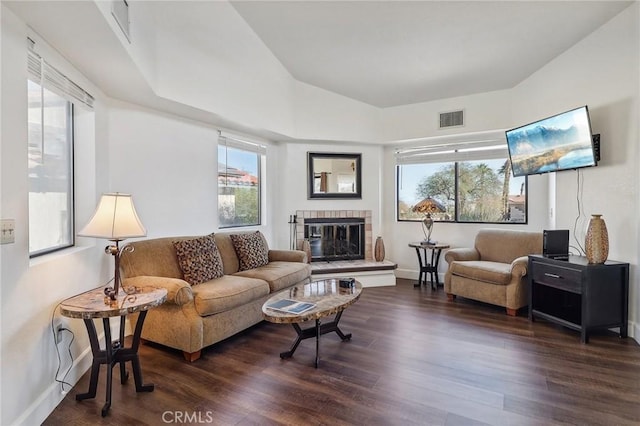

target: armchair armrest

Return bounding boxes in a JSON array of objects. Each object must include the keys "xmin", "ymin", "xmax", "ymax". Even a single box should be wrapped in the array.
[
  {"xmin": 269, "ymin": 249, "xmax": 307, "ymax": 263},
  {"xmin": 122, "ymin": 276, "xmax": 194, "ymax": 306},
  {"xmin": 510, "ymin": 256, "xmax": 530, "ymax": 277},
  {"xmin": 444, "ymin": 248, "xmax": 480, "ymax": 263}
]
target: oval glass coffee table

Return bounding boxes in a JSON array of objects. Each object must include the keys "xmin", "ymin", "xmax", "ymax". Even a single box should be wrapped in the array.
[{"xmin": 262, "ymin": 278, "xmax": 362, "ymax": 368}]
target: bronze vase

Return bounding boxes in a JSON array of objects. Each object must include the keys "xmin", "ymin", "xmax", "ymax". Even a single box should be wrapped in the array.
[
  {"xmin": 374, "ymin": 236, "xmax": 385, "ymax": 262},
  {"xmin": 585, "ymin": 214, "xmax": 609, "ymax": 264}
]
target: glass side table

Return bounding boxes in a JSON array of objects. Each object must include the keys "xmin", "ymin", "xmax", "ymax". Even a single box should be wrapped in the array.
[{"xmin": 59, "ymin": 286, "xmax": 167, "ymax": 417}]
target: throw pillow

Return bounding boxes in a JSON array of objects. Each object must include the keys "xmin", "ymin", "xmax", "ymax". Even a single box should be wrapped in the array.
[
  {"xmin": 230, "ymin": 231, "xmax": 269, "ymax": 271},
  {"xmin": 173, "ymin": 233, "xmax": 224, "ymax": 285}
]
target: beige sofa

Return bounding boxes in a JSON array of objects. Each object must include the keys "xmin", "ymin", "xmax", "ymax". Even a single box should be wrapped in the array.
[
  {"xmin": 120, "ymin": 231, "xmax": 311, "ymax": 361},
  {"xmin": 444, "ymin": 229, "xmax": 543, "ymax": 315}
]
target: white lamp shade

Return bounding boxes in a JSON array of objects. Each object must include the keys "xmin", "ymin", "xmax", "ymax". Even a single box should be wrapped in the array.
[{"xmin": 79, "ymin": 193, "xmax": 146, "ymax": 240}]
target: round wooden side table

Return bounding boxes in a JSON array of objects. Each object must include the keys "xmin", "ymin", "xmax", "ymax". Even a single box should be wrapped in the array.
[{"xmin": 60, "ymin": 286, "xmax": 167, "ymax": 416}]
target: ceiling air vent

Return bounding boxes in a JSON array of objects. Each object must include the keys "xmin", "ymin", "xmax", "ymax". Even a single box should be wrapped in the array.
[
  {"xmin": 439, "ymin": 110, "xmax": 464, "ymax": 129},
  {"xmin": 111, "ymin": 0, "xmax": 131, "ymax": 43}
]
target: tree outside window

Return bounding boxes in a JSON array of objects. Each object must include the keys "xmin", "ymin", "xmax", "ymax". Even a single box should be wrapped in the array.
[
  {"xmin": 218, "ymin": 145, "xmax": 261, "ymax": 227},
  {"xmin": 397, "ymin": 158, "xmax": 527, "ymax": 224}
]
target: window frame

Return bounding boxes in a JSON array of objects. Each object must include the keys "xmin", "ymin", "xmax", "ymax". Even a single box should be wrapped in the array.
[
  {"xmin": 217, "ymin": 142, "xmax": 263, "ymax": 229},
  {"xmin": 27, "ymin": 82, "xmax": 76, "ymax": 257},
  {"xmin": 396, "ymin": 160, "xmax": 528, "ymax": 225},
  {"xmin": 26, "ymin": 47, "xmax": 93, "ymax": 257}
]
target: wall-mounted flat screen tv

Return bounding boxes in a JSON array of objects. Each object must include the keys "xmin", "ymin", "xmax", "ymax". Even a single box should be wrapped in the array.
[{"xmin": 506, "ymin": 106, "xmax": 596, "ymax": 177}]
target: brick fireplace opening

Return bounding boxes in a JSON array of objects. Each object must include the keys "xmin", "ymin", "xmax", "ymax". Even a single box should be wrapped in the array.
[
  {"xmin": 295, "ymin": 209, "xmax": 397, "ymax": 287},
  {"xmin": 304, "ymin": 217, "xmax": 365, "ymax": 261},
  {"xmin": 296, "ymin": 210, "xmax": 372, "ymax": 261}
]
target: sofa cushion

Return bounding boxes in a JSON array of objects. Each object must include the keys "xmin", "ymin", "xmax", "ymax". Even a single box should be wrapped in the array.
[
  {"xmin": 121, "ymin": 237, "xmax": 188, "ymax": 279},
  {"xmin": 173, "ymin": 234, "xmax": 224, "ymax": 285},
  {"xmin": 192, "ymin": 275, "xmax": 270, "ymax": 316},
  {"xmin": 234, "ymin": 261, "xmax": 312, "ymax": 292},
  {"xmin": 449, "ymin": 261, "xmax": 512, "ymax": 285},
  {"xmin": 230, "ymin": 231, "xmax": 269, "ymax": 271},
  {"xmin": 213, "ymin": 233, "xmax": 241, "ymax": 275}
]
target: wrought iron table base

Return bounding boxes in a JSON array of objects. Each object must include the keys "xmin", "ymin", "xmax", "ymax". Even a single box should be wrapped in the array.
[
  {"xmin": 412, "ymin": 246, "xmax": 445, "ymax": 290},
  {"xmin": 76, "ymin": 311, "xmax": 153, "ymax": 416},
  {"xmin": 279, "ymin": 310, "xmax": 351, "ymax": 368}
]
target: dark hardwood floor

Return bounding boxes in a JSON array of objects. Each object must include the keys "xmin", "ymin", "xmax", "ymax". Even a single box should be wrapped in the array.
[{"xmin": 44, "ymin": 279, "xmax": 640, "ymax": 425}]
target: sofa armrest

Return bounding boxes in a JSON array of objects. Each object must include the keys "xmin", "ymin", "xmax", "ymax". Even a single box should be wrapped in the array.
[
  {"xmin": 122, "ymin": 276, "xmax": 194, "ymax": 306},
  {"xmin": 444, "ymin": 248, "xmax": 480, "ymax": 263},
  {"xmin": 269, "ymin": 249, "xmax": 307, "ymax": 263},
  {"xmin": 510, "ymin": 256, "xmax": 530, "ymax": 277}
]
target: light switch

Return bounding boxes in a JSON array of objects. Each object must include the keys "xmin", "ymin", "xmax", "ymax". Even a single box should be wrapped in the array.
[{"xmin": 1, "ymin": 219, "xmax": 15, "ymax": 244}]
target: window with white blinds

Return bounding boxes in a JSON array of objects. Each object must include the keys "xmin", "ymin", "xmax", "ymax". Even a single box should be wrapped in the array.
[
  {"xmin": 395, "ymin": 130, "xmax": 527, "ymax": 225},
  {"xmin": 27, "ymin": 49, "xmax": 82, "ymax": 256},
  {"xmin": 394, "ymin": 130, "xmax": 508, "ymax": 165},
  {"xmin": 27, "ymin": 50, "xmax": 94, "ymax": 109}
]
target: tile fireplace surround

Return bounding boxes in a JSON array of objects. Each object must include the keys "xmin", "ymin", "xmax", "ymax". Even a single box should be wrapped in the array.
[{"xmin": 295, "ymin": 210, "xmax": 373, "ymax": 261}]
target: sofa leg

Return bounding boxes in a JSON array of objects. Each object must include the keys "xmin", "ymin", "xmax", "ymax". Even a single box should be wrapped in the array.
[
  {"xmin": 183, "ymin": 350, "xmax": 201, "ymax": 362},
  {"xmin": 506, "ymin": 308, "xmax": 517, "ymax": 316},
  {"xmin": 446, "ymin": 293, "xmax": 456, "ymax": 301}
]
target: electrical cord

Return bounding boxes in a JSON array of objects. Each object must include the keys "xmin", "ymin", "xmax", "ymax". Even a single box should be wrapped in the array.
[
  {"xmin": 53, "ymin": 276, "xmax": 123, "ymax": 394},
  {"xmin": 51, "ymin": 303, "xmax": 74, "ymax": 393},
  {"xmin": 572, "ymin": 169, "xmax": 586, "ymax": 256}
]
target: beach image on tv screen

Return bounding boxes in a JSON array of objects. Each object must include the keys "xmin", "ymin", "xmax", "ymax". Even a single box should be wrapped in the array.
[{"xmin": 507, "ymin": 108, "xmax": 594, "ymax": 176}]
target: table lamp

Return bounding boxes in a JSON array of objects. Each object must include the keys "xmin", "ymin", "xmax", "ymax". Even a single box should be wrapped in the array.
[
  {"xmin": 79, "ymin": 193, "xmax": 146, "ymax": 299},
  {"xmin": 412, "ymin": 197, "xmax": 446, "ymax": 244}
]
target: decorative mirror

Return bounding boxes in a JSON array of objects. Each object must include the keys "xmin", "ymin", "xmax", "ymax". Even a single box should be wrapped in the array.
[{"xmin": 308, "ymin": 152, "xmax": 362, "ymax": 199}]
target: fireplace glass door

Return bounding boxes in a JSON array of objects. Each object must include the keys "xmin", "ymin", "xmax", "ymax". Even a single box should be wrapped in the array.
[{"xmin": 304, "ymin": 218, "xmax": 365, "ymax": 261}]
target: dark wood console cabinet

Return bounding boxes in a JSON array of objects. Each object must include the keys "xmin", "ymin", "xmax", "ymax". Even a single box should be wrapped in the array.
[{"xmin": 528, "ymin": 254, "xmax": 629, "ymax": 343}]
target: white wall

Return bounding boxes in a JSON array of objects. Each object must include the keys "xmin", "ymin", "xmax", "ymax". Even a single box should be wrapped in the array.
[
  {"xmin": 379, "ymin": 88, "xmax": 513, "ymax": 141},
  {"xmin": 511, "ymin": 3, "xmax": 640, "ymax": 329},
  {"xmin": 107, "ymin": 99, "xmax": 218, "ymax": 237},
  {"xmin": 106, "ymin": 98, "xmax": 284, "ymax": 246},
  {"xmin": 292, "ymin": 81, "xmax": 381, "ymax": 143},
  {"xmin": 151, "ymin": 1, "xmax": 296, "ymax": 138},
  {"xmin": 273, "ymin": 142, "xmax": 384, "ymax": 250},
  {"xmin": 0, "ymin": 5, "xmax": 111, "ymax": 425}
]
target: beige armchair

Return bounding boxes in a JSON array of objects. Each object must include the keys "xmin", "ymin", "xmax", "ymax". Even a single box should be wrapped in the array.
[{"xmin": 444, "ymin": 229, "xmax": 543, "ymax": 315}]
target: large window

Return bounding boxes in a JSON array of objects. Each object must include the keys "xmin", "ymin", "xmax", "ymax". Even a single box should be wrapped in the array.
[
  {"xmin": 396, "ymin": 141, "xmax": 527, "ymax": 224},
  {"xmin": 218, "ymin": 137, "xmax": 263, "ymax": 228},
  {"xmin": 27, "ymin": 79, "xmax": 74, "ymax": 256},
  {"xmin": 27, "ymin": 48, "xmax": 93, "ymax": 256}
]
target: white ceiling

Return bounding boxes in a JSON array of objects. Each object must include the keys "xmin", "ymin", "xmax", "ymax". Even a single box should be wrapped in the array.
[
  {"xmin": 230, "ymin": 1, "xmax": 633, "ymax": 107},
  {"xmin": 4, "ymin": 0, "xmax": 633, "ymax": 114}
]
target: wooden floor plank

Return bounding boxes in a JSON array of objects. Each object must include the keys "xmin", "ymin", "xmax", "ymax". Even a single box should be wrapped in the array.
[{"xmin": 44, "ymin": 279, "xmax": 640, "ymax": 425}]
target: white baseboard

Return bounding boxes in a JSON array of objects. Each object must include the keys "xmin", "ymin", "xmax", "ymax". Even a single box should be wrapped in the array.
[
  {"xmin": 16, "ymin": 320, "xmax": 131, "ymax": 426},
  {"xmin": 14, "ymin": 344, "xmax": 93, "ymax": 426},
  {"xmin": 395, "ymin": 268, "xmax": 444, "ymax": 284}
]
